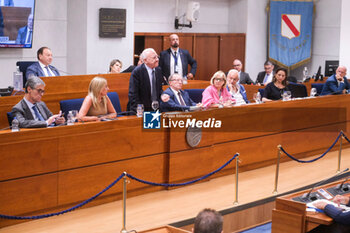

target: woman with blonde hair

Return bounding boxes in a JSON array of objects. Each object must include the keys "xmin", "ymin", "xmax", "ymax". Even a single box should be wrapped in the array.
[
  {"xmin": 201, "ymin": 71, "xmax": 235, "ymax": 108},
  {"xmin": 78, "ymin": 77, "xmax": 116, "ymax": 121}
]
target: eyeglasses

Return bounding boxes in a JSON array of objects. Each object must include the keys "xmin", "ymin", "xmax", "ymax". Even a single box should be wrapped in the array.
[
  {"xmin": 34, "ymin": 88, "xmax": 45, "ymax": 94},
  {"xmin": 233, "ymin": 64, "xmax": 241, "ymax": 67},
  {"xmin": 214, "ymin": 78, "xmax": 224, "ymax": 82},
  {"xmin": 170, "ymin": 79, "xmax": 183, "ymax": 82}
]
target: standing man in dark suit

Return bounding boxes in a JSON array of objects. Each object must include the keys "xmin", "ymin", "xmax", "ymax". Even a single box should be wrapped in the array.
[
  {"xmin": 232, "ymin": 59, "xmax": 253, "ymax": 84},
  {"xmin": 256, "ymin": 60, "xmax": 274, "ymax": 85},
  {"xmin": 26, "ymin": 47, "xmax": 60, "ymax": 79},
  {"xmin": 159, "ymin": 34, "xmax": 197, "ymax": 80},
  {"xmin": 127, "ymin": 48, "xmax": 164, "ymax": 113},
  {"xmin": 16, "ymin": 14, "xmax": 33, "ymax": 44},
  {"xmin": 12, "ymin": 76, "xmax": 65, "ymax": 128},
  {"xmin": 160, "ymin": 73, "xmax": 198, "ymax": 112}
]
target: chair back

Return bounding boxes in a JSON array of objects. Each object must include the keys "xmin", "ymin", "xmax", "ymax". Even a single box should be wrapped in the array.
[
  {"xmin": 7, "ymin": 112, "xmax": 14, "ymax": 126},
  {"xmin": 311, "ymin": 83, "xmax": 324, "ymax": 96},
  {"xmin": 184, "ymin": 89, "xmax": 204, "ymax": 103},
  {"xmin": 288, "ymin": 82, "xmax": 307, "ymax": 98},
  {"xmin": 16, "ymin": 61, "xmax": 36, "ymax": 88},
  {"xmin": 258, "ymin": 88, "xmax": 264, "ymax": 100},
  {"xmin": 59, "ymin": 98, "xmax": 84, "ymax": 119},
  {"xmin": 107, "ymin": 92, "xmax": 122, "ymax": 112}
]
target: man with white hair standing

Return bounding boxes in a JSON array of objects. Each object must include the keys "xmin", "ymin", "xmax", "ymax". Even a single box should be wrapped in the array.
[{"xmin": 127, "ymin": 48, "xmax": 163, "ymax": 113}]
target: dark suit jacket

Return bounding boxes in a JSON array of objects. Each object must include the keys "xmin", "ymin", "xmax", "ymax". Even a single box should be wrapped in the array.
[
  {"xmin": 127, "ymin": 64, "xmax": 163, "ymax": 113},
  {"xmin": 160, "ymin": 88, "xmax": 196, "ymax": 112},
  {"xmin": 26, "ymin": 62, "xmax": 60, "ymax": 79},
  {"xmin": 239, "ymin": 72, "xmax": 254, "ymax": 84},
  {"xmin": 324, "ymin": 202, "xmax": 350, "ymax": 225},
  {"xmin": 159, "ymin": 48, "xmax": 197, "ymax": 80},
  {"xmin": 320, "ymin": 74, "xmax": 350, "ymax": 96},
  {"xmin": 0, "ymin": 8, "xmax": 3, "ymax": 36},
  {"xmin": 16, "ymin": 26, "xmax": 31, "ymax": 44},
  {"xmin": 256, "ymin": 71, "xmax": 266, "ymax": 85},
  {"xmin": 12, "ymin": 99, "xmax": 53, "ymax": 128}
]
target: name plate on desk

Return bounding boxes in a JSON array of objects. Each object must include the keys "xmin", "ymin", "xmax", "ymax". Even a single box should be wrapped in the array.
[{"xmin": 99, "ymin": 8, "xmax": 126, "ymax": 38}]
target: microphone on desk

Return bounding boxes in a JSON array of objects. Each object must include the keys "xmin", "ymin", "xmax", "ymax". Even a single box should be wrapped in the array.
[
  {"xmin": 301, "ymin": 168, "xmax": 349, "ymax": 201},
  {"xmin": 336, "ymin": 176, "xmax": 350, "ymax": 191}
]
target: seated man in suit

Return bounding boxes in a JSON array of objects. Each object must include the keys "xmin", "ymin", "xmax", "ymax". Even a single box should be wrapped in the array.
[
  {"xmin": 12, "ymin": 76, "xmax": 65, "ymax": 128},
  {"xmin": 127, "ymin": 48, "xmax": 164, "ymax": 113},
  {"xmin": 160, "ymin": 73, "xmax": 198, "ymax": 112},
  {"xmin": 193, "ymin": 208, "xmax": 223, "ymax": 233},
  {"xmin": 256, "ymin": 60, "xmax": 274, "ymax": 85},
  {"xmin": 232, "ymin": 59, "xmax": 254, "ymax": 84},
  {"xmin": 159, "ymin": 34, "xmax": 197, "ymax": 81},
  {"xmin": 16, "ymin": 14, "xmax": 33, "ymax": 44},
  {"xmin": 320, "ymin": 66, "xmax": 350, "ymax": 95},
  {"xmin": 26, "ymin": 46, "xmax": 60, "ymax": 79}
]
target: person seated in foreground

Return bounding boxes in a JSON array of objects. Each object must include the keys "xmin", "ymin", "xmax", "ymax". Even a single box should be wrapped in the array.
[
  {"xmin": 320, "ymin": 66, "xmax": 350, "ymax": 96},
  {"xmin": 262, "ymin": 67, "xmax": 290, "ymax": 102},
  {"xmin": 193, "ymin": 208, "xmax": 223, "ymax": 233},
  {"xmin": 226, "ymin": 69, "xmax": 249, "ymax": 105},
  {"xmin": 78, "ymin": 77, "xmax": 116, "ymax": 122},
  {"xmin": 201, "ymin": 71, "xmax": 235, "ymax": 108},
  {"xmin": 109, "ymin": 59, "xmax": 122, "ymax": 73},
  {"xmin": 12, "ymin": 76, "xmax": 65, "ymax": 128},
  {"xmin": 160, "ymin": 73, "xmax": 199, "ymax": 112},
  {"xmin": 310, "ymin": 195, "xmax": 350, "ymax": 232}
]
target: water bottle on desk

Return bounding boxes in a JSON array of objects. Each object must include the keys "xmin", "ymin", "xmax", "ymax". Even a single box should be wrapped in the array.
[
  {"xmin": 13, "ymin": 66, "xmax": 23, "ymax": 91},
  {"xmin": 182, "ymin": 76, "xmax": 188, "ymax": 85},
  {"xmin": 303, "ymin": 67, "xmax": 308, "ymax": 82},
  {"xmin": 11, "ymin": 117, "xmax": 19, "ymax": 132}
]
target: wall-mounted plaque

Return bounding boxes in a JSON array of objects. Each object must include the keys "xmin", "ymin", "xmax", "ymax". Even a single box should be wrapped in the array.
[{"xmin": 99, "ymin": 8, "xmax": 126, "ymax": 38}]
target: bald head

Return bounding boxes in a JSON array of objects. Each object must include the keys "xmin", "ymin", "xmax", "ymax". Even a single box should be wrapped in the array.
[
  {"xmin": 233, "ymin": 59, "xmax": 243, "ymax": 72},
  {"xmin": 169, "ymin": 34, "xmax": 180, "ymax": 49}
]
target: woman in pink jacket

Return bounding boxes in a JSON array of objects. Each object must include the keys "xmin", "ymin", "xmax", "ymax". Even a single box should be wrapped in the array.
[{"xmin": 202, "ymin": 71, "xmax": 235, "ymax": 108}]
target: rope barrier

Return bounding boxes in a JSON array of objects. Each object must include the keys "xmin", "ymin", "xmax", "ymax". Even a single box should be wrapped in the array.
[
  {"xmin": 0, "ymin": 154, "xmax": 238, "ymax": 220},
  {"xmin": 342, "ymin": 131, "xmax": 350, "ymax": 143},
  {"xmin": 0, "ymin": 173, "xmax": 124, "ymax": 220},
  {"xmin": 279, "ymin": 132, "xmax": 343, "ymax": 163},
  {"xmin": 126, "ymin": 153, "xmax": 238, "ymax": 186}
]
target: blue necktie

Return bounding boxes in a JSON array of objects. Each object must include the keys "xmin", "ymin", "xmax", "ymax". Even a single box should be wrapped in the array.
[
  {"xmin": 32, "ymin": 105, "xmax": 45, "ymax": 121},
  {"xmin": 45, "ymin": 66, "xmax": 52, "ymax": 76},
  {"xmin": 263, "ymin": 74, "xmax": 268, "ymax": 84}
]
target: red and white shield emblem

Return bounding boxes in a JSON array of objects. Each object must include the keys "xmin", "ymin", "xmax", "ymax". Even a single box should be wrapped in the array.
[{"xmin": 281, "ymin": 14, "xmax": 301, "ymax": 39}]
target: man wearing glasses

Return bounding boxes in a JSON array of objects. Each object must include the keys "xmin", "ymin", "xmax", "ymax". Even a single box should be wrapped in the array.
[
  {"xmin": 12, "ymin": 76, "xmax": 65, "ymax": 128},
  {"xmin": 232, "ymin": 59, "xmax": 253, "ymax": 85},
  {"xmin": 160, "ymin": 73, "xmax": 198, "ymax": 112}
]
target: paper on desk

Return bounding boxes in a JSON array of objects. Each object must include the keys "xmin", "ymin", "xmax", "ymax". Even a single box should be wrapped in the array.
[{"xmin": 307, "ymin": 199, "xmax": 350, "ymax": 212}]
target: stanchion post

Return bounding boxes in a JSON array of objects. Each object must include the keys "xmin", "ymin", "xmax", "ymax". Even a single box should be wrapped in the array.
[
  {"xmin": 273, "ymin": 145, "xmax": 282, "ymax": 194},
  {"xmin": 121, "ymin": 172, "xmax": 128, "ymax": 233},
  {"xmin": 233, "ymin": 153, "xmax": 240, "ymax": 205},
  {"xmin": 337, "ymin": 131, "xmax": 344, "ymax": 173}
]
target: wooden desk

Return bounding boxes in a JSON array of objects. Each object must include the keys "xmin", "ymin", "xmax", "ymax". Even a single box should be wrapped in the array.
[
  {"xmin": 1, "ymin": 95, "xmax": 350, "ymax": 227},
  {"xmin": 272, "ymin": 180, "xmax": 349, "ymax": 233},
  {"xmin": 0, "ymin": 73, "xmax": 208, "ymax": 129}
]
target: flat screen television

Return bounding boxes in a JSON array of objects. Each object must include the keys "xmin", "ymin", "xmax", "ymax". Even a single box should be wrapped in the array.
[
  {"xmin": 0, "ymin": 0, "xmax": 36, "ymax": 48},
  {"xmin": 325, "ymin": 60, "xmax": 339, "ymax": 77}
]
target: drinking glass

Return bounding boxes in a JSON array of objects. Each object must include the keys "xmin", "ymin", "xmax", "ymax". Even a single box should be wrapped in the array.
[
  {"xmin": 151, "ymin": 101, "xmax": 159, "ymax": 111},
  {"xmin": 136, "ymin": 104, "xmax": 144, "ymax": 117},
  {"xmin": 310, "ymin": 88, "xmax": 317, "ymax": 97},
  {"xmin": 282, "ymin": 91, "xmax": 291, "ymax": 101},
  {"xmin": 70, "ymin": 110, "xmax": 78, "ymax": 122}
]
